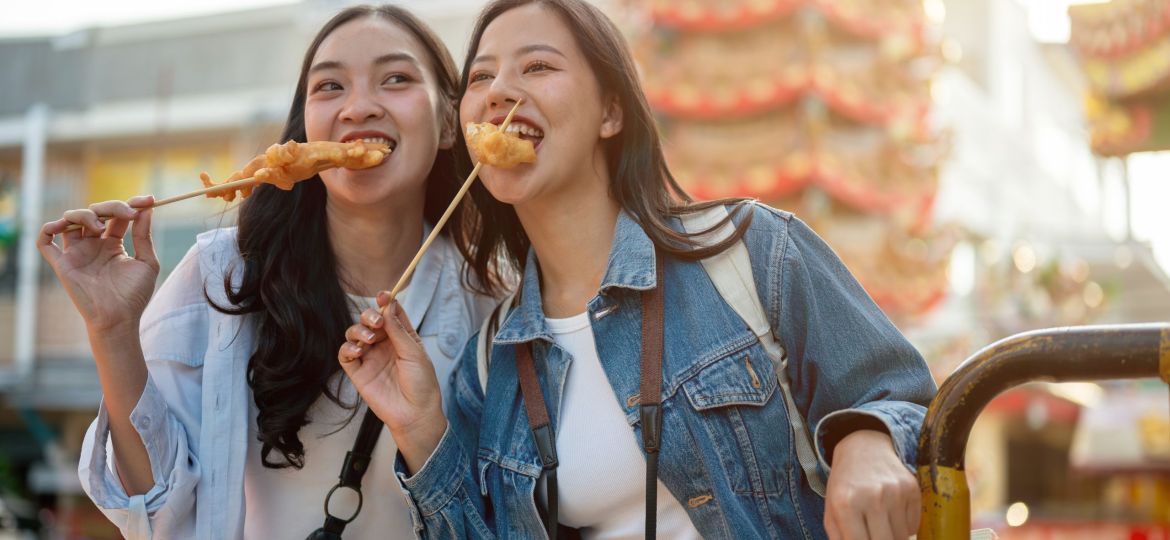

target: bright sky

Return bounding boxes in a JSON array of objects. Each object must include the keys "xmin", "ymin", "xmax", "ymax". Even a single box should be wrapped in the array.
[{"xmin": 0, "ymin": 0, "xmax": 299, "ymax": 36}]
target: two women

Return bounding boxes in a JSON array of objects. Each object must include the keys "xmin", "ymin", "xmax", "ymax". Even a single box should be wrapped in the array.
[
  {"xmin": 39, "ymin": 6, "xmax": 499, "ymax": 538},
  {"xmin": 46, "ymin": 1, "xmax": 935, "ymax": 539},
  {"xmin": 342, "ymin": 1, "xmax": 937, "ymax": 539}
]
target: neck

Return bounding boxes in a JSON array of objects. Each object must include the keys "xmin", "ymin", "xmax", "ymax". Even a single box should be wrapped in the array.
[
  {"xmin": 327, "ymin": 194, "xmax": 424, "ymax": 298},
  {"xmin": 515, "ymin": 154, "xmax": 619, "ymax": 318}
]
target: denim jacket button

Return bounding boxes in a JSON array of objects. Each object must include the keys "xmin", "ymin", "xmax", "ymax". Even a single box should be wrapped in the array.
[{"xmin": 592, "ymin": 302, "xmax": 618, "ymax": 320}]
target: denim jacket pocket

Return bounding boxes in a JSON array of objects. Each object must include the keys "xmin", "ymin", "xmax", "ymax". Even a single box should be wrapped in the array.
[
  {"xmin": 676, "ymin": 346, "xmax": 791, "ymax": 497},
  {"xmin": 682, "ymin": 347, "xmax": 777, "ymax": 410}
]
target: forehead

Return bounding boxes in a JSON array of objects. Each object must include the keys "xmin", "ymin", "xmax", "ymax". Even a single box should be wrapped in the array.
[
  {"xmin": 314, "ymin": 16, "xmax": 427, "ymax": 66},
  {"xmin": 478, "ymin": 4, "xmax": 579, "ymax": 57}
]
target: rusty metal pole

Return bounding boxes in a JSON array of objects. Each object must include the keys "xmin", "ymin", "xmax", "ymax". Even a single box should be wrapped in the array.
[{"xmin": 916, "ymin": 324, "xmax": 1170, "ymax": 540}]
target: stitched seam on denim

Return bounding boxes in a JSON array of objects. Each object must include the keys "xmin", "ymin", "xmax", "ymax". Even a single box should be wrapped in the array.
[
  {"xmin": 663, "ymin": 331, "xmax": 758, "ymax": 400},
  {"xmin": 476, "ymin": 448, "xmax": 541, "ymax": 478}
]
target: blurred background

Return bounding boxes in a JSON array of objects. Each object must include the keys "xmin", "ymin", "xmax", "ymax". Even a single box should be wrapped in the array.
[{"xmin": 0, "ymin": 0, "xmax": 1168, "ymax": 537}]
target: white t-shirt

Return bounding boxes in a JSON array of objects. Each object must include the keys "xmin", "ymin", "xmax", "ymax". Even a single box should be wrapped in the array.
[
  {"xmin": 242, "ymin": 294, "xmax": 408, "ymax": 539},
  {"xmin": 544, "ymin": 313, "xmax": 702, "ymax": 540}
]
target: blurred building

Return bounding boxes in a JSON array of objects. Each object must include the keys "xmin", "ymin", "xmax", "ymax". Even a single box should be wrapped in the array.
[
  {"xmin": 0, "ymin": 1, "xmax": 482, "ymax": 536},
  {"xmin": 617, "ymin": 0, "xmax": 1170, "ymax": 537}
]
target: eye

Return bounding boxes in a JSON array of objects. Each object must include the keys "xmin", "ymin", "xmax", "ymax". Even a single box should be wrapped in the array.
[
  {"xmin": 468, "ymin": 71, "xmax": 493, "ymax": 84},
  {"xmin": 524, "ymin": 60, "xmax": 554, "ymax": 74},
  {"xmin": 383, "ymin": 73, "xmax": 413, "ymax": 85},
  {"xmin": 313, "ymin": 81, "xmax": 342, "ymax": 93}
]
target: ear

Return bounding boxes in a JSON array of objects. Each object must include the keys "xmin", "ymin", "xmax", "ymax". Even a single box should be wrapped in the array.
[
  {"xmin": 599, "ymin": 94, "xmax": 623, "ymax": 140},
  {"xmin": 438, "ymin": 100, "xmax": 458, "ymax": 150}
]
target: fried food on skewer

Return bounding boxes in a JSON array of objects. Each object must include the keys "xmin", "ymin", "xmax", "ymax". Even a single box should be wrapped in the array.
[
  {"xmin": 465, "ymin": 122, "xmax": 536, "ymax": 168},
  {"xmin": 200, "ymin": 140, "xmax": 390, "ymax": 202}
]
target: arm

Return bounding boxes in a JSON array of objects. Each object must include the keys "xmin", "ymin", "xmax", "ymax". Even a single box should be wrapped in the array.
[
  {"xmin": 753, "ymin": 208, "xmax": 936, "ymax": 539},
  {"xmin": 62, "ymin": 222, "xmax": 209, "ymax": 538},
  {"xmin": 340, "ymin": 300, "xmax": 496, "ymax": 539}
]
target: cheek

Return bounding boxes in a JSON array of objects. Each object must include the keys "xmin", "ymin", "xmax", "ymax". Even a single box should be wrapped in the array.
[{"xmin": 303, "ymin": 101, "xmax": 332, "ymax": 142}]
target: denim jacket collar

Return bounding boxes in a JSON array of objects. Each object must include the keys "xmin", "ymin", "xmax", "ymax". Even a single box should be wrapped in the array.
[{"xmin": 493, "ymin": 210, "xmax": 658, "ymax": 345}]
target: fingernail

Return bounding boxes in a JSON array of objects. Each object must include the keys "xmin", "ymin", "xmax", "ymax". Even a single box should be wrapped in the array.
[
  {"xmin": 362, "ymin": 331, "xmax": 374, "ymax": 342},
  {"xmin": 371, "ymin": 314, "xmax": 382, "ymax": 325}
]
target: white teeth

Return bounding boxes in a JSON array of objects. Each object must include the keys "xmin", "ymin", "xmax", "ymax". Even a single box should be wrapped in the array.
[
  {"xmin": 503, "ymin": 123, "xmax": 544, "ymax": 138},
  {"xmin": 358, "ymin": 137, "xmax": 391, "ymax": 146}
]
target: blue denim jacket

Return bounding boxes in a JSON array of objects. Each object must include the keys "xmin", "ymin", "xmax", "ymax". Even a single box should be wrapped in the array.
[{"xmin": 394, "ymin": 203, "xmax": 937, "ymax": 539}]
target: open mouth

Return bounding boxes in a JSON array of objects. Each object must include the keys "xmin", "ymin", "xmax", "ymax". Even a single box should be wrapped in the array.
[
  {"xmin": 492, "ymin": 117, "xmax": 544, "ymax": 150},
  {"xmin": 340, "ymin": 132, "xmax": 399, "ymax": 152}
]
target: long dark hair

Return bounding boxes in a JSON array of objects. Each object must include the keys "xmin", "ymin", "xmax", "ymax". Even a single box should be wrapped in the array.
[
  {"xmin": 456, "ymin": 0, "xmax": 753, "ymax": 283},
  {"xmin": 211, "ymin": 5, "xmax": 467, "ymax": 469}
]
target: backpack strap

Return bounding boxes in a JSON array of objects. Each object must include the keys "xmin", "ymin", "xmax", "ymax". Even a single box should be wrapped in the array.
[
  {"xmin": 477, "ymin": 292, "xmax": 516, "ymax": 394},
  {"xmin": 679, "ymin": 204, "xmax": 827, "ymax": 497}
]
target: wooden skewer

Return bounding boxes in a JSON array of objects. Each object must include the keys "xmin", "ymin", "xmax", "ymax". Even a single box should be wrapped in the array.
[
  {"xmin": 62, "ymin": 176, "xmax": 258, "ymax": 233},
  {"xmin": 381, "ymin": 99, "xmax": 525, "ymax": 314}
]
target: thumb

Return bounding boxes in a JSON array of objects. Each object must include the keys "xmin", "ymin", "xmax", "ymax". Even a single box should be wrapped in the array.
[
  {"xmin": 129, "ymin": 196, "xmax": 159, "ymax": 270},
  {"xmin": 384, "ymin": 300, "xmax": 425, "ymax": 357}
]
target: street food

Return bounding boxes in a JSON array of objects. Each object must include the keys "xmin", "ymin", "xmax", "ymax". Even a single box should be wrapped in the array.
[
  {"xmin": 464, "ymin": 122, "xmax": 536, "ymax": 168},
  {"xmin": 200, "ymin": 140, "xmax": 390, "ymax": 201}
]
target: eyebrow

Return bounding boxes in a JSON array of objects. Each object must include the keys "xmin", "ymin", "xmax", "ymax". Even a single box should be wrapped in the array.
[
  {"xmin": 471, "ymin": 43, "xmax": 568, "ymax": 66},
  {"xmin": 309, "ymin": 53, "xmax": 422, "ymax": 74}
]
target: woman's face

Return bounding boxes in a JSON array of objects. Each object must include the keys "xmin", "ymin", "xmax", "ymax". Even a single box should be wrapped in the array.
[
  {"xmin": 305, "ymin": 17, "xmax": 453, "ymax": 208},
  {"xmin": 460, "ymin": 4, "xmax": 622, "ymax": 206}
]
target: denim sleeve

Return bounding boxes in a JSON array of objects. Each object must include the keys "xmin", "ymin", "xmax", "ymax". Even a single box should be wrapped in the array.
[
  {"xmin": 767, "ymin": 214, "xmax": 937, "ymax": 474},
  {"xmin": 393, "ymin": 333, "xmax": 497, "ymax": 539}
]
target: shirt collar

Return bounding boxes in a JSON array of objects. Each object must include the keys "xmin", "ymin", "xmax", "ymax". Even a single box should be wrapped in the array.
[
  {"xmin": 493, "ymin": 211, "xmax": 658, "ymax": 345},
  {"xmin": 381, "ymin": 222, "xmax": 442, "ymax": 329}
]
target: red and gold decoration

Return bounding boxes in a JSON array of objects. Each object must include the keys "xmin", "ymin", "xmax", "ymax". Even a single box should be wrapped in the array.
[
  {"xmin": 624, "ymin": 0, "xmax": 950, "ymax": 321},
  {"xmin": 1070, "ymin": 0, "xmax": 1170, "ymax": 156}
]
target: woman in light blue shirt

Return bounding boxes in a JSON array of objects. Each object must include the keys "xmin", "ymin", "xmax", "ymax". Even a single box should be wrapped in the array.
[{"xmin": 36, "ymin": 6, "xmax": 501, "ymax": 539}]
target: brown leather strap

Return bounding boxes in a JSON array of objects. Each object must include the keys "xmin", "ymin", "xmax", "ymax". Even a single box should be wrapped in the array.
[
  {"xmin": 639, "ymin": 253, "xmax": 665, "ymax": 539},
  {"xmin": 517, "ymin": 252, "xmax": 665, "ymax": 540}
]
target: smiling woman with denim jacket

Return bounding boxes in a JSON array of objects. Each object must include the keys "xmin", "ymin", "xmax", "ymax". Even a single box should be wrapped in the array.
[{"xmin": 339, "ymin": 1, "xmax": 937, "ymax": 538}]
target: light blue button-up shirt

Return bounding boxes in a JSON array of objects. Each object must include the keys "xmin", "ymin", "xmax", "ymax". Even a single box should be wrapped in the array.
[{"xmin": 78, "ymin": 226, "xmax": 497, "ymax": 539}]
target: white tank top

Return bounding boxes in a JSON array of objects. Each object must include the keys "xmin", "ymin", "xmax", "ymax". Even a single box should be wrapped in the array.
[{"xmin": 542, "ymin": 312, "xmax": 702, "ymax": 539}]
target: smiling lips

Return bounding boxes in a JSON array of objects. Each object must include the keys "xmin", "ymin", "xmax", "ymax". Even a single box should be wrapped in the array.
[{"xmin": 465, "ymin": 122, "xmax": 537, "ymax": 167}]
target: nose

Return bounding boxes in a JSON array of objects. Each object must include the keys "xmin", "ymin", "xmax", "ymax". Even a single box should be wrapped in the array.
[
  {"xmin": 339, "ymin": 84, "xmax": 384, "ymax": 123},
  {"xmin": 484, "ymin": 70, "xmax": 523, "ymax": 116}
]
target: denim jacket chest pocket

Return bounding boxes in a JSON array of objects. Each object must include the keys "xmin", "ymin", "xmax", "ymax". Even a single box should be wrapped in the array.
[{"xmin": 668, "ymin": 341, "xmax": 793, "ymax": 498}]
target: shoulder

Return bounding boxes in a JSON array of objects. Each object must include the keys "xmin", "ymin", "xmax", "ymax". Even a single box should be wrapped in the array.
[
  {"xmin": 141, "ymin": 227, "xmax": 240, "ymax": 334},
  {"xmin": 432, "ymin": 233, "xmax": 509, "ymax": 321}
]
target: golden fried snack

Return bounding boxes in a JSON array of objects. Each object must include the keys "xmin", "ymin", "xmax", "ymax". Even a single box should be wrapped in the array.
[
  {"xmin": 465, "ymin": 122, "xmax": 536, "ymax": 168},
  {"xmin": 200, "ymin": 140, "xmax": 389, "ymax": 202}
]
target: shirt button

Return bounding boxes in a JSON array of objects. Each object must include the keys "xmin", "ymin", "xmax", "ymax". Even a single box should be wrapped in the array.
[
  {"xmin": 444, "ymin": 334, "xmax": 459, "ymax": 349},
  {"xmin": 139, "ymin": 416, "xmax": 152, "ymax": 430}
]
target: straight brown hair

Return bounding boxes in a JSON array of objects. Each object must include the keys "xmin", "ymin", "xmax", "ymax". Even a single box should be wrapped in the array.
[{"xmin": 455, "ymin": 0, "xmax": 754, "ymax": 292}]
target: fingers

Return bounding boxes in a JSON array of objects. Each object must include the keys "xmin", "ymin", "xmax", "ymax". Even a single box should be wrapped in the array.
[
  {"xmin": 130, "ymin": 199, "xmax": 159, "ymax": 270},
  {"xmin": 338, "ymin": 340, "xmax": 366, "ymax": 366},
  {"xmin": 391, "ymin": 301, "xmax": 423, "ymax": 345},
  {"xmin": 360, "ymin": 307, "xmax": 385, "ymax": 330},
  {"xmin": 905, "ymin": 489, "xmax": 921, "ymax": 539},
  {"xmin": 383, "ymin": 300, "xmax": 425, "ymax": 354},
  {"xmin": 37, "ymin": 218, "xmax": 67, "ymax": 265},
  {"xmin": 376, "ymin": 290, "xmax": 393, "ymax": 310},
  {"xmin": 826, "ymin": 493, "xmax": 869, "ymax": 540},
  {"xmin": 863, "ymin": 508, "xmax": 896, "ymax": 540},
  {"xmin": 345, "ymin": 317, "xmax": 386, "ymax": 345},
  {"xmin": 825, "ymin": 508, "xmax": 842, "ymax": 540},
  {"xmin": 62, "ymin": 208, "xmax": 106, "ymax": 237}
]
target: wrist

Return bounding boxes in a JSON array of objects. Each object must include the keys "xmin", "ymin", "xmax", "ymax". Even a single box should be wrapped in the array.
[
  {"xmin": 394, "ymin": 410, "xmax": 448, "ymax": 476},
  {"xmin": 831, "ymin": 428, "xmax": 894, "ymax": 466},
  {"xmin": 87, "ymin": 318, "xmax": 142, "ymax": 343}
]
